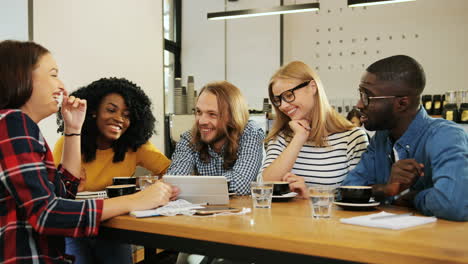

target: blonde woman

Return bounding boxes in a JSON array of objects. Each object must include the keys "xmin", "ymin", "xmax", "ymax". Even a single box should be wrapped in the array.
[{"xmin": 261, "ymin": 61, "xmax": 369, "ymax": 197}]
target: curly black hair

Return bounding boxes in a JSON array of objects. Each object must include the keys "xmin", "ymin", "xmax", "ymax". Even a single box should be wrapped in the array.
[{"xmin": 57, "ymin": 77, "xmax": 156, "ymax": 163}]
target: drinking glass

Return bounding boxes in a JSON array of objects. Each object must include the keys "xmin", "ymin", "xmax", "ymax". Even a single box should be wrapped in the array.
[
  {"xmin": 309, "ymin": 186, "xmax": 335, "ymax": 218},
  {"xmin": 250, "ymin": 182, "xmax": 273, "ymax": 208}
]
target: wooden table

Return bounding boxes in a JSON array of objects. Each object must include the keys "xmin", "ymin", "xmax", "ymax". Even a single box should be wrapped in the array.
[{"xmin": 98, "ymin": 196, "xmax": 468, "ymax": 264}]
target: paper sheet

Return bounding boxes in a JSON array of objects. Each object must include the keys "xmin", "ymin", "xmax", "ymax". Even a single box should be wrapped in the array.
[
  {"xmin": 130, "ymin": 199, "xmax": 205, "ymax": 218},
  {"xmin": 340, "ymin": 211, "xmax": 437, "ymax": 230}
]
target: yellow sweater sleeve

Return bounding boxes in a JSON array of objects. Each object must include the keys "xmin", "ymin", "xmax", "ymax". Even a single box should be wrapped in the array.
[
  {"xmin": 136, "ymin": 141, "xmax": 171, "ymax": 175},
  {"xmin": 52, "ymin": 136, "xmax": 65, "ymax": 167}
]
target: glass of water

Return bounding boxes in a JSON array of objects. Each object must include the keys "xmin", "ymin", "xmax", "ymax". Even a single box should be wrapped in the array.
[
  {"xmin": 309, "ymin": 186, "xmax": 335, "ymax": 218},
  {"xmin": 138, "ymin": 175, "xmax": 158, "ymax": 191},
  {"xmin": 250, "ymin": 182, "xmax": 274, "ymax": 208}
]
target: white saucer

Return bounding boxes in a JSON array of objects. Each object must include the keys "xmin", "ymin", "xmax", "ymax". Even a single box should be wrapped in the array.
[
  {"xmin": 334, "ymin": 201, "xmax": 380, "ymax": 207},
  {"xmin": 333, "ymin": 200, "xmax": 380, "ymax": 211},
  {"xmin": 272, "ymin": 192, "xmax": 298, "ymax": 201},
  {"xmin": 229, "ymin": 192, "xmax": 236, "ymax": 196}
]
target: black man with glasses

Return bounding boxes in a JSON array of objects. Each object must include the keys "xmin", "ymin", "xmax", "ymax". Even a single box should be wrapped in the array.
[
  {"xmin": 260, "ymin": 61, "xmax": 369, "ymax": 198},
  {"xmin": 344, "ymin": 55, "xmax": 468, "ymax": 221}
]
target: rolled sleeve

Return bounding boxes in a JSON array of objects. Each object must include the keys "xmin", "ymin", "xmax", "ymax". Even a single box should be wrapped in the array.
[{"xmin": 414, "ymin": 128, "xmax": 468, "ymax": 221}]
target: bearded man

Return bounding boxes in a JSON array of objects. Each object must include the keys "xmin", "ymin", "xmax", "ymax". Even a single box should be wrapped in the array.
[{"xmin": 167, "ymin": 81, "xmax": 264, "ymax": 195}]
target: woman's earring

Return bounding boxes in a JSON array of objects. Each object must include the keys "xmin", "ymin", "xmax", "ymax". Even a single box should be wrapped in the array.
[{"xmin": 92, "ymin": 114, "xmax": 96, "ymax": 118}]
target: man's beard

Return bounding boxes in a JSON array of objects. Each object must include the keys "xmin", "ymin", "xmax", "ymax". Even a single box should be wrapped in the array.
[
  {"xmin": 363, "ymin": 106, "xmax": 395, "ymax": 131},
  {"xmin": 200, "ymin": 128, "xmax": 226, "ymax": 146}
]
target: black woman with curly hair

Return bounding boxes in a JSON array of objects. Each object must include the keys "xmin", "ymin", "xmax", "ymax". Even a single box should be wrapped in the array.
[{"xmin": 53, "ymin": 77, "xmax": 171, "ymax": 264}]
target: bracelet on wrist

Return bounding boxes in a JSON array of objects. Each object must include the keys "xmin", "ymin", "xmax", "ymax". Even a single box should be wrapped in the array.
[{"xmin": 64, "ymin": 133, "xmax": 81, "ymax": 137}]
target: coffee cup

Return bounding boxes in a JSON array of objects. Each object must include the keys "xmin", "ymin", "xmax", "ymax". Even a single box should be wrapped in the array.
[
  {"xmin": 265, "ymin": 181, "xmax": 291, "ymax": 196},
  {"xmin": 105, "ymin": 184, "xmax": 136, "ymax": 198},
  {"xmin": 338, "ymin": 186, "xmax": 372, "ymax": 203},
  {"xmin": 112, "ymin": 177, "xmax": 136, "ymax": 185}
]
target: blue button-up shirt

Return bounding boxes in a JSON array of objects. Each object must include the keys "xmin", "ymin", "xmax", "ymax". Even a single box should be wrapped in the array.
[
  {"xmin": 167, "ymin": 121, "xmax": 264, "ymax": 195},
  {"xmin": 344, "ymin": 107, "xmax": 468, "ymax": 221}
]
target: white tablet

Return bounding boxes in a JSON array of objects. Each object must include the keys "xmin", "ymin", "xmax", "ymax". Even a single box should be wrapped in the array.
[{"xmin": 163, "ymin": 175, "xmax": 229, "ymax": 205}]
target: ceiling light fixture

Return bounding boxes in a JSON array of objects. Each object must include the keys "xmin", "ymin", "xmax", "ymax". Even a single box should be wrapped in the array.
[
  {"xmin": 207, "ymin": 3, "xmax": 320, "ymax": 21},
  {"xmin": 348, "ymin": 0, "xmax": 416, "ymax": 8}
]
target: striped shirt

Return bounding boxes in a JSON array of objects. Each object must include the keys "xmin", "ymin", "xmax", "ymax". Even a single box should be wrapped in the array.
[
  {"xmin": 167, "ymin": 121, "xmax": 264, "ymax": 195},
  {"xmin": 261, "ymin": 127, "xmax": 369, "ymax": 187},
  {"xmin": 0, "ymin": 109, "xmax": 103, "ymax": 264}
]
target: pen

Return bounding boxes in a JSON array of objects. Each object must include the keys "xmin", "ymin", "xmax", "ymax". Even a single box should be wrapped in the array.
[{"xmin": 370, "ymin": 213, "xmax": 413, "ymax": 220}]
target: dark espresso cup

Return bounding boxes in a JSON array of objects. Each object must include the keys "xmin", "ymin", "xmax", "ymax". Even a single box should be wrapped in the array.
[
  {"xmin": 113, "ymin": 177, "xmax": 136, "ymax": 185},
  {"xmin": 105, "ymin": 184, "xmax": 136, "ymax": 198},
  {"xmin": 339, "ymin": 186, "xmax": 372, "ymax": 203},
  {"xmin": 265, "ymin": 181, "xmax": 291, "ymax": 196}
]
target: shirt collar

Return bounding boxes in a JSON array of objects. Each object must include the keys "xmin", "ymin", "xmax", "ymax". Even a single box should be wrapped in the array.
[
  {"xmin": 207, "ymin": 143, "xmax": 225, "ymax": 157},
  {"xmin": 394, "ymin": 106, "xmax": 429, "ymax": 149}
]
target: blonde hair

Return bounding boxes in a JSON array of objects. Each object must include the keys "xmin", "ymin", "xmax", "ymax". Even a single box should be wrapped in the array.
[
  {"xmin": 191, "ymin": 81, "xmax": 249, "ymax": 169},
  {"xmin": 266, "ymin": 61, "xmax": 353, "ymax": 146}
]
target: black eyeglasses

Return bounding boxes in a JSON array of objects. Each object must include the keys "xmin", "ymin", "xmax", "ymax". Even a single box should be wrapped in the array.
[
  {"xmin": 271, "ymin": 80, "xmax": 311, "ymax": 107},
  {"xmin": 359, "ymin": 90, "xmax": 404, "ymax": 107}
]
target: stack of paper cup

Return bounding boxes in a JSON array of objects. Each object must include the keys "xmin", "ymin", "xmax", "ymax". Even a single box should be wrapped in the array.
[
  {"xmin": 187, "ymin": 75, "xmax": 195, "ymax": 114},
  {"xmin": 174, "ymin": 78, "xmax": 185, "ymax": 114}
]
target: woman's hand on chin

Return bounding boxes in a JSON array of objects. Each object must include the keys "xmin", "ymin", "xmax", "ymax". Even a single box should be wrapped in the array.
[{"xmin": 289, "ymin": 120, "xmax": 311, "ymax": 142}]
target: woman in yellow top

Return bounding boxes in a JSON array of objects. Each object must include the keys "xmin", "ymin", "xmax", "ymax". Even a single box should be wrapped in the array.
[{"xmin": 53, "ymin": 77, "xmax": 170, "ymax": 264}]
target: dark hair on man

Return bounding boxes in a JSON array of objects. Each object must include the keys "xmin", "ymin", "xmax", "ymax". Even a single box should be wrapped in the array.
[
  {"xmin": 0, "ymin": 40, "xmax": 49, "ymax": 109},
  {"xmin": 346, "ymin": 108, "xmax": 362, "ymax": 122},
  {"xmin": 57, "ymin": 77, "xmax": 156, "ymax": 163},
  {"xmin": 366, "ymin": 55, "xmax": 426, "ymax": 95}
]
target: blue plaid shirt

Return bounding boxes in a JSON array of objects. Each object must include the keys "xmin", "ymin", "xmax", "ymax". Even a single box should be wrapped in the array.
[{"xmin": 167, "ymin": 121, "xmax": 264, "ymax": 195}]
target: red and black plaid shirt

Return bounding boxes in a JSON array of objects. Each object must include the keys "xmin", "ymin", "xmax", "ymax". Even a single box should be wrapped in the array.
[{"xmin": 0, "ymin": 109, "xmax": 103, "ymax": 264}]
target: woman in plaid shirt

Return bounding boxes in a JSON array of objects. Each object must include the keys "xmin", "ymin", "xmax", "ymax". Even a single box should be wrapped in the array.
[{"xmin": 0, "ymin": 40, "xmax": 178, "ymax": 263}]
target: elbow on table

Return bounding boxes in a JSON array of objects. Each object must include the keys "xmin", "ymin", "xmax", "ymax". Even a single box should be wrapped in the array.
[{"xmin": 431, "ymin": 205, "xmax": 468, "ymax": 222}]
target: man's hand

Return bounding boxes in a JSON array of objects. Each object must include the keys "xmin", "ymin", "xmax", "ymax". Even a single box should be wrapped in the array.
[
  {"xmin": 393, "ymin": 190, "xmax": 419, "ymax": 208},
  {"xmin": 385, "ymin": 159, "xmax": 424, "ymax": 196}
]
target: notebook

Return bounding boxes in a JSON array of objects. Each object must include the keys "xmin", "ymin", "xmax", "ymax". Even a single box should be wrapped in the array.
[{"xmin": 163, "ymin": 175, "xmax": 229, "ymax": 205}]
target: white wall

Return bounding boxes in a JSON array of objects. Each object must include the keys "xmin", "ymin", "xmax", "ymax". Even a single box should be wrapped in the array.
[
  {"xmin": 182, "ymin": 0, "xmax": 280, "ymax": 110},
  {"xmin": 284, "ymin": 0, "xmax": 468, "ymax": 101},
  {"xmin": 0, "ymin": 0, "xmax": 28, "ymax": 41},
  {"xmin": 33, "ymin": 0, "xmax": 165, "ymax": 152},
  {"xmin": 183, "ymin": 0, "xmax": 468, "ymax": 108}
]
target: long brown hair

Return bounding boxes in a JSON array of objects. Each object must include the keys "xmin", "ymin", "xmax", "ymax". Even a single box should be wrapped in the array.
[
  {"xmin": 0, "ymin": 40, "xmax": 49, "ymax": 109},
  {"xmin": 266, "ymin": 61, "xmax": 353, "ymax": 146},
  {"xmin": 191, "ymin": 81, "xmax": 249, "ymax": 169}
]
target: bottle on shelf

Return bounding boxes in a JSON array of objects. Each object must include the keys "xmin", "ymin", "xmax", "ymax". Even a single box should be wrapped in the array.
[
  {"xmin": 442, "ymin": 103, "xmax": 459, "ymax": 122},
  {"xmin": 422, "ymin": 95, "xmax": 433, "ymax": 115},
  {"xmin": 460, "ymin": 91, "xmax": 468, "ymax": 123},
  {"xmin": 432, "ymin": 94, "xmax": 442, "ymax": 115}
]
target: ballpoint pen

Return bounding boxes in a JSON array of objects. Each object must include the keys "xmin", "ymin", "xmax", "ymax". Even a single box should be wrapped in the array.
[{"xmin": 370, "ymin": 212, "xmax": 413, "ymax": 220}]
